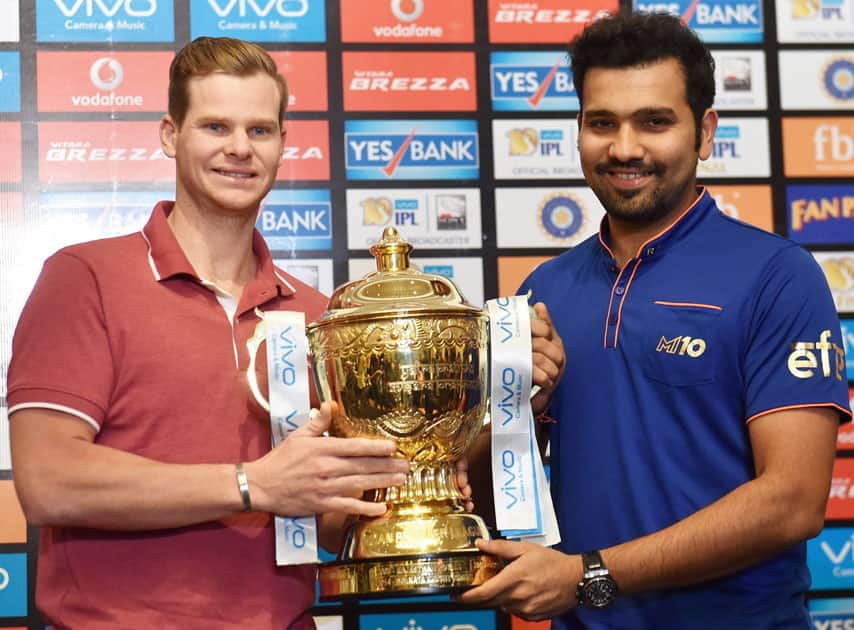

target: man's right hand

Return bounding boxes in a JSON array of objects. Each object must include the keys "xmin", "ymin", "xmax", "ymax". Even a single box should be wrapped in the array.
[{"xmin": 244, "ymin": 401, "xmax": 410, "ymax": 517}]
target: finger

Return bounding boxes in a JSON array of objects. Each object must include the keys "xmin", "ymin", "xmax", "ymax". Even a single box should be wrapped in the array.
[
  {"xmin": 321, "ymin": 472, "xmax": 408, "ymax": 495},
  {"xmin": 533, "ymin": 302, "xmax": 553, "ymax": 326},
  {"xmin": 475, "ymin": 538, "xmax": 531, "ymax": 560},
  {"xmin": 293, "ymin": 407, "xmax": 331, "ymax": 438},
  {"xmin": 317, "ymin": 436, "xmax": 403, "ymax": 458},
  {"xmin": 324, "ymin": 496, "xmax": 391, "ymax": 517}
]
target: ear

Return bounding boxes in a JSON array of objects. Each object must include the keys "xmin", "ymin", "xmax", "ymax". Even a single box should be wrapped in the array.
[
  {"xmin": 278, "ymin": 123, "xmax": 287, "ymax": 166},
  {"xmin": 697, "ymin": 108, "xmax": 718, "ymax": 161},
  {"xmin": 159, "ymin": 115, "xmax": 178, "ymax": 158}
]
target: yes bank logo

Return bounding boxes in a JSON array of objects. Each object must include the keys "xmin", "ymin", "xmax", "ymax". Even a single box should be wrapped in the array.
[
  {"xmin": 345, "ymin": 120, "xmax": 479, "ymax": 181},
  {"xmin": 37, "ymin": 0, "xmax": 174, "ymax": 41},
  {"xmin": 190, "ymin": 0, "xmax": 325, "ymax": 41},
  {"xmin": 634, "ymin": 0, "xmax": 763, "ymax": 42},
  {"xmin": 257, "ymin": 189, "xmax": 332, "ymax": 250},
  {"xmin": 490, "ymin": 51, "xmax": 577, "ymax": 111},
  {"xmin": 788, "ymin": 329, "xmax": 846, "ymax": 380}
]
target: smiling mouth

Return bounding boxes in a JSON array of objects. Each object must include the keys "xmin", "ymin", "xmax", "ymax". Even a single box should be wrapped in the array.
[
  {"xmin": 610, "ymin": 171, "xmax": 654, "ymax": 180},
  {"xmin": 214, "ymin": 169, "xmax": 255, "ymax": 179}
]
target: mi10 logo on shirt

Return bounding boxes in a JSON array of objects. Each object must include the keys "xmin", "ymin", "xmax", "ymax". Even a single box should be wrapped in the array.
[
  {"xmin": 656, "ymin": 335, "xmax": 707, "ymax": 358},
  {"xmin": 787, "ymin": 329, "xmax": 845, "ymax": 380}
]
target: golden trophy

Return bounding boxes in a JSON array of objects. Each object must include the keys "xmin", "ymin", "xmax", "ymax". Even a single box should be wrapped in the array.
[{"xmin": 308, "ymin": 227, "xmax": 501, "ymax": 599}]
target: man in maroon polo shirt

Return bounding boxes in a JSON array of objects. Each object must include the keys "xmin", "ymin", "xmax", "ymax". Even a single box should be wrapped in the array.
[{"xmin": 6, "ymin": 37, "xmax": 410, "ymax": 629}]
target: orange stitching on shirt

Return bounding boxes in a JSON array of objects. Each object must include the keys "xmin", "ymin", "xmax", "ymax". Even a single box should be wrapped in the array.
[{"xmin": 654, "ymin": 300, "xmax": 723, "ymax": 311}]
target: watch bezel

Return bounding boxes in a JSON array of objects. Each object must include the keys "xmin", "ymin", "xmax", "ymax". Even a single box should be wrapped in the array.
[{"xmin": 579, "ymin": 575, "xmax": 618, "ymax": 608}]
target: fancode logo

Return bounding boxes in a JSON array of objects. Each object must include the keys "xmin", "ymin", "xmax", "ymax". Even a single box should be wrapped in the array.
[
  {"xmin": 787, "ymin": 329, "xmax": 845, "ymax": 380},
  {"xmin": 343, "ymin": 52, "xmax": 476, "ymax": 112},
  {"xmin": 634, "ymin": 0, "xmax": 763, "ymax": 43},
  {"xmin": 340, "ymin": 0, "xmax": 474, "ymax": 43},
  {"xmin": 36, "ymin": 0, "xmax": 174, "ymax": 42},
  {"xmin": 788, "ymin": 185, "xmax": 854, "ymax": 243},
  {"xmin": 190, "ymin": 0, "xmax": 325, "ymax": 42},
  {"xmin": 345, "ymin": 120, "xmax": 479, "ymax": 181},
  {"xmin": 489, "ymin": 0, "xmax": 615, "ymax": 43},
  {"xmin": 490, "ymin": 51, "xmax": 576, "ymax": 111}
]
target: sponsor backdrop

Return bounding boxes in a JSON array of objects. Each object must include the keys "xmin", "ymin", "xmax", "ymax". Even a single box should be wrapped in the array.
[{"xmin": 0, "ymin": 0, "xmax": 852, "ymax": 627}]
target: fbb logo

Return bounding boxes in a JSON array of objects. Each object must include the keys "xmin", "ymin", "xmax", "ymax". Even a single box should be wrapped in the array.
[
  {"xmin": 783, "ymin": 118, "xmax": 854, "ymax": 177},
  {"xmin": 38, "ymin": 121, "xmax": 172, "ymax": 183},
  {"xmin": 340, "ymin": 0, "xmax": 474, "ymax": 43},
  {"xmin": 343, "ymin": 52, "xmax": 476, "ymax": 112},
  {"xmin": 269, "ymin": 51, "xmax": 327, "ymax": 112},
  {"xmin": 38, "ymin": 51, "xmax": 170, "ymax": 112},
  {"xmin": 787, "ymin": 184, "xmax": 854, "ymax": 244},
  {"xmin": 489, "ymin": 0, "xmax": 616, "ymax": 43},
  {"xmin": 36, "ymin": 0, "xmax": 174, "ymax": 42},
  {"xmin": 705, "ymin": 185, "xmax": 773, "ymax": 232},
  {"xmin": 490, "ymin": 51, "xmax": 576, "ymax": 111},
  {"xmin": 190, "ymin": 0, "xmax": 326, "ymax": 41},
  {"xmin": 635, "ymin": 0, "xmax": 763, "ymax": 43},
  {"xmin": 0, "ymin": 122, "xmax": 21, "ymax": 183},
  {"xmin": 345, "ymin": 120, "xmax": 479, "ymax": 180},
  {"xmin": 276, "ymin": 120, "xmax": 329, "ymax": 181}
]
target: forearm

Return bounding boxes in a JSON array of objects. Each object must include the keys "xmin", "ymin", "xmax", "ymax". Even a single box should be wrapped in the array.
[
  {"xmin": 604, "ymin": 472, "xmax": 826, "ymax": 594},
  {"xmin": 13, "ymin": 428, "xmax": 243, "ymax": 530}
]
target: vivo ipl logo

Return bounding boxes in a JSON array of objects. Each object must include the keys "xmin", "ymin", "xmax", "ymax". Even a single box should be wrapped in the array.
[
  {"xmin": 500, "ymin": 449, "xmax": 519, "ymax": 510},
  {"xmin": 345, "ymin": 120, "xmax": 479, "ymax": 180},
  {"xmin": 497, "ymin": 367, "xmax": 521, "ymax": 427},
  {"xmin": 494, "ymin": 296, "xmax": 516, "ymax": 343},
  {"xmin": 490, "ymin": 51, "xmax": 577, "ymax": 112},
  {"xmin": 37, "ymin": 0, "xmax": 174, "ymax": 41},
  {"xmin": 809, "ymin": 529, "xmax": 854, "ymax": 588},
  {"xmin": 272, "ymin": 324, "xmax": 299, "ymax": 434},
  {"xmin": 206, "ymin": 0, "xmax": 308, "ymax": 16}
]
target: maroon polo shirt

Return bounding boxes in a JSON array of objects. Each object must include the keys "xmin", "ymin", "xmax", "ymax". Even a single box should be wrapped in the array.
[{"xmin": 8, "ymin": 202, "xmax": 328, "ymax": 629}]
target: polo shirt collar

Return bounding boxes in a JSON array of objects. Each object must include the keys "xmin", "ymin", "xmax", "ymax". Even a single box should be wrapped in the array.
[
  {"xmin": 597, "ymin": 187, "xmax": 715, "ymax": 262},
  {"xmin": 140, "ymin": 201, "xmax": 295, "ymax": 302}
]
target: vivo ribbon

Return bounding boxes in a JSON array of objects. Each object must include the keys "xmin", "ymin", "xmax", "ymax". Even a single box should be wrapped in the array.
[{"xmin": 263, "ymin": 310, "xmax": 319, "ymax": 565}]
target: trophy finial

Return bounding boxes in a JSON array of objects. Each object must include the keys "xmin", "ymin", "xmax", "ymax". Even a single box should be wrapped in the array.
[{"xmin": 370, "ymin": 226, "xmax": 413, "ymax": 272}]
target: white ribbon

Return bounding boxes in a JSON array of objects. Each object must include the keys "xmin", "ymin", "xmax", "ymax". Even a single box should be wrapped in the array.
[
  {"xmin": 263, "ymin": 310, "xmax": 319, "ymax": 565},
  {"xmin": 486, "ymin": 296, "xmax": 560, "ymax": 545}
]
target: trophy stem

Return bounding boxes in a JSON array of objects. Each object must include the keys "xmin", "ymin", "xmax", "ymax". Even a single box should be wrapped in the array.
[{"xmin": 371, "ymin": 461, "xmax": 463, "ymax": 506}]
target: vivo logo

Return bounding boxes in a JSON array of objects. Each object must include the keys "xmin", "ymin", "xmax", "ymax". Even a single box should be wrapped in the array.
[
  {"xmin": 207, "ymin": 0, "xmax": 307, "ymax": 17},
  {"xmin": 53, "ymin": 0, "xmax": 156, "ymax": 17},
  {"xmin": 501, "ymin": 449, "xmax": 518, "ymax": 510},
  {"xmin": 284, "ymin": 517, "xmax": 306, "ymax": 548},
  {"xmin": 276, "ymin": 325, "xmax": 297, "ymax": 387},
  {"xmin": 498, "ymin": 367, "xmax": 518, "ymax": 427},
  {"xmin": 0, "ymin": 567, "xmax": 8, "ymax": 591},
  {"xmin": 495, "ymin": 296, "xmax": 514, "ymax": 343}
]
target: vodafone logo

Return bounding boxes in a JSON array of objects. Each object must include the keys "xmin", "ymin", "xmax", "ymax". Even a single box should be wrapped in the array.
[
  {"xmin": 90, "ymin": 57, "xmax": 123, "ymax": 90},
  {"xmin": 391, "ymin": 0, "xmax": 423, "ymax": 21}
]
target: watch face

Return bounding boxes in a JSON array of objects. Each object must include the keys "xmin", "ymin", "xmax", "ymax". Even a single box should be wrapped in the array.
[{"xmin": 584, "ymin": 577, "xmax": 618, "ymax": 608}]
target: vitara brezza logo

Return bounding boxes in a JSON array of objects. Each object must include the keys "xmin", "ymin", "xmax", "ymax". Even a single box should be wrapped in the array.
[
  {"xmin": 494, "ymin": 8, "xmax": 609, "ymax": 23},
  {"xmin": 45, "ymin": 141, "xmax": 167, "ymax": 162},
  {"xmin": 350, "ymin": 73, "xmax": 470, "ymax": 92}
]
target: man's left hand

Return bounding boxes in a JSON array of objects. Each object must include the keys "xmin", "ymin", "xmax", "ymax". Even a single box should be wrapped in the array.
[{"xmin": 456, "ymin": 538, "xmax": 581, "ymax": 620}]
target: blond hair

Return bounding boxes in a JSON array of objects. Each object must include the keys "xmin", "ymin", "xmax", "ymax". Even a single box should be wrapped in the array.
[{"xmin": 168, "ymin": 36, "xmax": 289, "ymax": 127}]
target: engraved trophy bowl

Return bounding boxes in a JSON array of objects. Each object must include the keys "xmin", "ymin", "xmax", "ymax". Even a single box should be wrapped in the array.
[{"xmin": 308, "ymin": 226, "xmax": 502, "ymax": 600}]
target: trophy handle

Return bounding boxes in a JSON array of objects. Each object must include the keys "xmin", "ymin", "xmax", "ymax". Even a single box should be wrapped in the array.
[{"xmin": 247, "ymin": 307, "xmax": 271, "ymax": 412}]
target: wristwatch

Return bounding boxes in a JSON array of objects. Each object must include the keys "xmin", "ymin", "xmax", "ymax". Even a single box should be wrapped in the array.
[{"xmin": 576, "ymin": 550, "xmax": 618, "ymax": 608}]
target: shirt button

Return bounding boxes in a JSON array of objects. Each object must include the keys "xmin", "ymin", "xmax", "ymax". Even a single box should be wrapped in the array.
[
  {"xmin": 615, "ymin": 286, "xmax": 625, "ymax": 295},
  {"xmin": 646, "ymin": 247, "xmax": 655, "ymax": 256}
]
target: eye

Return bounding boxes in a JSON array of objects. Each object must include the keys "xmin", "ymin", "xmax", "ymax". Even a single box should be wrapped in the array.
[
  {"xmin": 250, "ymin": 126, "xmax": 272, "ymax": 137},
  {"xmin": 206, "ymin": 122, "xmax": 225, "ymax": 133},
  {"xmin": 586, "ymin": 119, "xmax": 614, "ymax": 130},
  {"xmin": 645, "ymin": 116, "xmax": 673, "ymax": 129}
]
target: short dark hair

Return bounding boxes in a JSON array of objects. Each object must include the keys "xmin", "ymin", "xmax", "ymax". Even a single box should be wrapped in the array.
[{"xmin": 569, "ymin": 11, "xmax": 715, "ymax": 145}]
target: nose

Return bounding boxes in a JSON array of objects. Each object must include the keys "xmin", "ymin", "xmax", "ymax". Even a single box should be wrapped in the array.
[
  {"xmin": 225, "ymin": 129, "xmax": 252, "ymax": 159},
  {"xmin": 608, "ymin": 124, "xmax": 645, "ymax": 163}
]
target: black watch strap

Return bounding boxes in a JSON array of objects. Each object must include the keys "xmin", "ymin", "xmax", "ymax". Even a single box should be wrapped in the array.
[
  {"xmin": 582, "ymin": 550, "xmax": 606, "ymax": 573},
  {"xmin": 577, "ymin": 549, "xmax": 618, "ymax": 609}
]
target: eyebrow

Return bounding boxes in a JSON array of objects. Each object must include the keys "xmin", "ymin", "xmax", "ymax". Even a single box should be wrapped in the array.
[{"xmin": 583, "ymin": 107, "xmax": 678, "ymax": 118}]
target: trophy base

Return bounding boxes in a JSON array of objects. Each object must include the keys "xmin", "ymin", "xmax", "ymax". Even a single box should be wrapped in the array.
[{"xmin": 318, "ymin": 550, "xmax": 502, "ymax": 601}]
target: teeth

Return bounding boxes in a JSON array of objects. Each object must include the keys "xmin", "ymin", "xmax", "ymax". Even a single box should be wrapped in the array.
[
  {"xmin": 217, "ymin": 170, "xmax": 252, "ymax": 178},
  {"xmin": 614, "ymin": 172, "xmax": 650, "ymax": 180}
]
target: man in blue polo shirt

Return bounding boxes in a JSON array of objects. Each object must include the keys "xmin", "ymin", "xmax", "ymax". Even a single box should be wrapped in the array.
[{"xmin": 459, "ymin": 11, "xmax": 850, "ymax": 629}]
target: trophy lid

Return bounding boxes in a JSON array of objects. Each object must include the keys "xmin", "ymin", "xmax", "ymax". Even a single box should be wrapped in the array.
[{"xmin": 308, "ymin": 227, "xmax": 481, "ymax": 329}]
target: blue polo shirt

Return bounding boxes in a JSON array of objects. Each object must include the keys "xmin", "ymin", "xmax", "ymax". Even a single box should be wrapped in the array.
[{"xmin": 520, "ymin": 189, "xmax": 850, "ymax": 630}]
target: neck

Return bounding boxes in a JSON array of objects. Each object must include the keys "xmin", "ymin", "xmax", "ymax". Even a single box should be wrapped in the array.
[{"xmin": 167, "ymin": 196, "xmax": 259, "ymax": 298}]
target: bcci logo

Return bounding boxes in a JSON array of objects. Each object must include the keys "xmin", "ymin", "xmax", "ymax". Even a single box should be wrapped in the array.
[
  {"xmin": 823, "ymin": 58, "xmax": 854, "ymax": 103},
  {"xmin": 538, "ymin": 192, "xmax": 584, "ymax": 242}
]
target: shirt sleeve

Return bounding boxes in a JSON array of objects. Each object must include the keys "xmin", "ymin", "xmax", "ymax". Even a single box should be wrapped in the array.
[
  {"xmin": 743, "ymin": 244, "xmax": 850, "ymax": 423},
  {"xmin": 7, "ymin": 250, "xmax": 115, "ymax": 431}
]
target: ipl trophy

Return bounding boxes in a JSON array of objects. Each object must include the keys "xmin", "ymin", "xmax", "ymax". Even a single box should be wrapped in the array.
[{"xmin": 308, "ymin": 227, "xmax": 501, "ymax": 599}]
